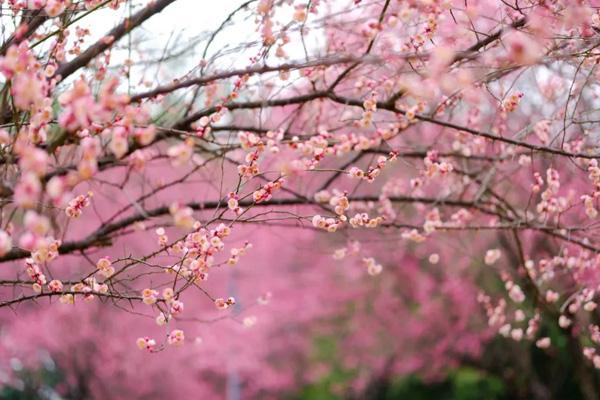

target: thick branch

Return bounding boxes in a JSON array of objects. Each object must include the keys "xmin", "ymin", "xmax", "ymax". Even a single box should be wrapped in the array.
[
  {"xmin": 55, "ymin": 0, "xmax": 179, "ymax": 82},
  {"xmin": 0, "ymin": 195, "xmax": 491, "ymax": 263}
]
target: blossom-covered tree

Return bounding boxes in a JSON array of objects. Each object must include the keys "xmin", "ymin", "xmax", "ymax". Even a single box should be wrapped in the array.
[{"xmin": 0, "ymin": 0, "xmax": 600, "ymax": 398}]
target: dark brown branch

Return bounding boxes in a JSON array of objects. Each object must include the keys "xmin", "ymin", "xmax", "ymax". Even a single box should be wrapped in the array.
[
  {"xmin": 130, "ymin": 55, "xmax": 381, "ymax": 102},
  {"xmin": 55, "ymin": 0, "xmax": 179, "ymax": 82},
  {"xmin": 0, "ymin": 195, "xmax": 492, "ymax": 263},
  {"xmin": 0, "ymin": 10, "xmax": 48, "ymax": 55}
]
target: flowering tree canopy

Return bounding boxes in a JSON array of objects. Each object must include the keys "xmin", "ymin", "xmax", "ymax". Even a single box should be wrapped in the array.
[{"xmin": 1, "ymin": 0, "xmax": 600, "ymax": 398}]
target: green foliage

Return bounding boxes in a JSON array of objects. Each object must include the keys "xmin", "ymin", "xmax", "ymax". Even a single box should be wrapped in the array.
[
  {"xmin": 292, "ymin": 332, "xmax": 507, "ymax": 400},
  {"xmin": 294, "ymin": 335, "xmax": 357, "ymax": 400},
  {"xmin": 0, "ymin": 358, "xmax": 65, "ymax": 400},
  {"xmin": 295, "ymin": 368, "xmax": 506, "ymax": 400}
]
